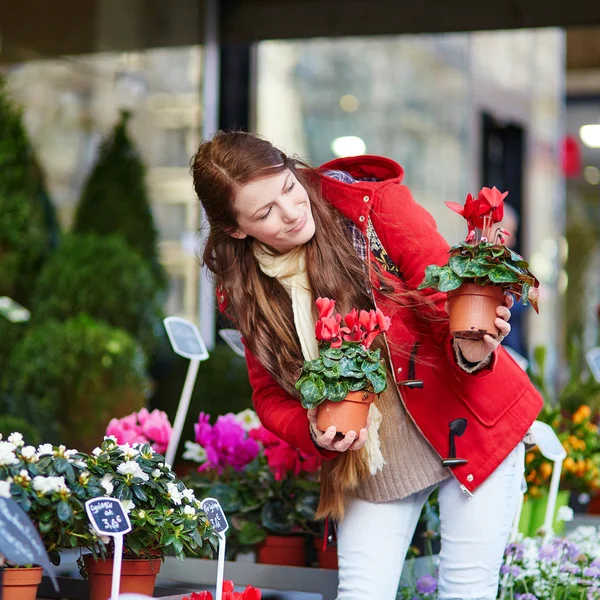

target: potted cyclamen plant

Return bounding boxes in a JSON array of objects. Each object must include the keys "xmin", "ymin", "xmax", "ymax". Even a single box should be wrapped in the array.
[
  {"xmin": 80, "ymin": 435, "xmax": 218, "ymax": 600},
  {"xmin": 295, "ymin": 298, "xmax": 390, "ymax": 434},
  {"xmin": 418, "ymin": 187, "xmax": 539, "ymax": 339}
]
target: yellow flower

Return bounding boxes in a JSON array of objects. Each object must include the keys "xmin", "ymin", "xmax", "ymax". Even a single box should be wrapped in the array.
[
  {"xmin": 573, "ymin": 405, "xmax": 592, "ymax": 425},
  {"xmin": 540, "ymin": 462, "xmax": 553, "ymax": 480},
  {"xmin": 586, "ymin": 423, "xmax": 598, "ymax": 433},
  {"xmin": 529, "ymin": 486, "xmax": 541, "ymax": 498},
  {"xmin": 526, "ymin": 469, "xmax": 537, "ymax": 483},
  {"xmin": 564, "ymin": 457, "xmax": 576, "ymax": 472},
  {"xmin": 526, "ymin": 452, "xmax": 536, "ymax": 465}
]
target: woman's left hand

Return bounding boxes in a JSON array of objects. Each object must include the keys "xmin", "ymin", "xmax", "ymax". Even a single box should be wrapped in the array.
[{"xmin": 450, "ymin": 293, "xmax": 514, "ymax": 363}]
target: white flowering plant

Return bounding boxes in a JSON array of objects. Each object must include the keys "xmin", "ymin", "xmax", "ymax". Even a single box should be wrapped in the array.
[
  {"xmin": 0, "ymin": 432, "xmax": 219, "ymax": 566},
  {"xmin": 0, "ymin": 432, "xmax": 109, "ymax": 565},
  {"xmin": 81, "ymin": 436, "xmax": 219, "ymax": 562}
]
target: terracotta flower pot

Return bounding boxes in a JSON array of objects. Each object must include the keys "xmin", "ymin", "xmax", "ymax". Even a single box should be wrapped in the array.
[
  {"xmin": 1, "ymin": 567, "xmax": 43, "ymax": 600},
  {"xmin": 83, "ymin": 555, "xmax": 162, "ymax": 600},
  {"xmin": 316, "ymin": 390, "xmax": 377, "ymax": 435},
  {"xmin": 256, "ymin": 535, "xmax": 307, "ymax": 567},
  {"xmin": 314, "ymin": 539, "xmax": 338, "ymax": 570},
  {"xmin": 447, "ymin": 283, "xmax": 503, "ymax": 339}
]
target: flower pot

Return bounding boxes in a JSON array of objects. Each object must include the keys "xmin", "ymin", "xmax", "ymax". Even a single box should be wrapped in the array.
[
  {"xmin": 314, "ymin": 539, "xmax": 338, "ymax": 570},
  {"xmin": 447, "ymin": 283, "xmax": 503, "ymax": 339},
  {"xmin": 256, "ymin": 535, "xmax": 307, "ymax": 567},
  {"xmin": 83, "ymin": 555, "xmax": 162, "ymax": 600},
  {"xmin": 527, "ymin": 490, "xmax": 571, "ymax": 536},
  {"xmin": 1, "ymin": 567, "xmax": 43, "ymax": 600},
  {"xmin": 316, "ymin": 390, "xmax": 376, "ymax": 435}
]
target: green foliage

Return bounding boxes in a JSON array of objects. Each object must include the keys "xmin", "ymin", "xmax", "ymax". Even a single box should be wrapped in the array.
[
  {"xmin": 0, "ymin": 318, "xmax": 29, "ymax": 384},
  {"xmin": 187, "ymin": 458, "xmax": 319, "ymax": 559},
  {"xmin": 418, "ymin": 241, "xmax": 539, "ymax": 312},
  {"xmin": 0, "ymin": 415, "xmax": 40, "ymax": 445},
  {"xmin": 30, "ymin": 233, "xmax": 164, "ymax": 355},
  {"xmin": 150, "ymin": 343, "xmax": 253, "ymax": 461},
  {"xmin": 5, "ymin": 315, "xmax": 150, "ymax": 450},
  {"xmin": 82, "ymin": 437, "xmax": 218, "ymax": 560},
  {"xmin": 0, "ymin": 77, "xmax": 56, "ymax": 303},
  {"xmin": 295, "ymin": 342, "xmax": 387, "ymax": 409},
  {"xmin": 74, "ymin": 111, "xmax": 166, "ymax": 291}
]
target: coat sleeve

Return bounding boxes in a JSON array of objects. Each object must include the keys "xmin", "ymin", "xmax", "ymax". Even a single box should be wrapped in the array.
[
  {"xmin": 244, "ymin": 343, "xmax": 337, "ymax": 459},
  {"xmin": 371, "ymin": 183, "xmax": 497, "ymax": 377}
]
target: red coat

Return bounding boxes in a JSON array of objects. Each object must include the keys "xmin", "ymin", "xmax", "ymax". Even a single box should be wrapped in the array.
[{"xmin": 224, "ymin": 155, "xmax": 543, "ymax": 495}]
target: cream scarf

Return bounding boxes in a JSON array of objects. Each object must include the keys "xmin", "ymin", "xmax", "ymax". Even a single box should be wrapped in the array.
[{"xmin": 252, "ymin": 241, "xmax": 385, "ymax": 475}]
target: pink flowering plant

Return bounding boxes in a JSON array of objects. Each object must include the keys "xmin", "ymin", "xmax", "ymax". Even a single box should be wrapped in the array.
[
  {"xmin": 295, "ymin": 298, "xmax": 391, "ymax": 409},
  {"xmin": 106, "ymin": 408, "xmax": 172, "ymax": 455},
  {"xmin": 184, "ymin": 410, "xmax": 321, "ymax": 558},
  {"xmin": 418, "ymin": 187, "xmax": 539, "ymax": 312}
]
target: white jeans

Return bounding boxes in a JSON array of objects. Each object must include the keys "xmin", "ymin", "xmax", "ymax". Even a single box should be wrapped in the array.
[{"xmin": 336, "ymin": 442, "xmax": 524, "ymax": 600}]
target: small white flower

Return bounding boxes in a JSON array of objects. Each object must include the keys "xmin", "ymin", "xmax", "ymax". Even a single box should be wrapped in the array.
[
  {"xmin": 119, "ymin": 444, "xmax": 139, "ymax": 460},
  {"xmin": 103, "ymin": 436, "xmax": 117, "ymax": 449},
  {"xmin": 164, "ymin": 462, "xmax": 172, "ymax": 471},
  {"xmin": 182, "ymin": 441, "xmax": 207, "ymax": 464},
  {"xmin": 158, "ymin": 462, "xmax": 164, "ymax": 468},
  {"xmin": 73, "ymin": 460, "xmax": 87, "ymax": 469},
  {"xmin": 182, "ymin": 488, "xmax": 196, "ymax": 503},
  {"xmin": 20, "ymin": 446, "xmax": 38, "ymax": 462},
  {"xmin": 0, "ymin": 479, "xmax": 12, "ymax": 498},
  {"xmin": 235, "ymin": 408, "xmax": 261, "ymax": 432},
  {"xmin": 0, "ymin": 442, "xmax": 19, "ymax": 466},
  {"xmin": 100, "ymin": 474, "xmax": 114, "ymax": 496},
  {"xmin": 32, "ymin": 475, "xmax": 68, "ymax": 495},
  {"xmin": 167, "ymin": 482, "xmax": 184, "ymax": 505},
  {"xmin": 137, "ymin": 510, "xmax": 146, "ymax": 519},
  {"xmin": 557, "ymin": 506, "xmax": 574, "ymax": 522},
  {"xmin": 121, "ymin": 499, "xmax": 135, "ymax": 514},
  {"xmin": 183, "ymin": 505, "xmax": 196, "ymax": 517},
  {"xmin": 92, "ymin": 447, "xmax": 102, "ymax": 457},
  {"xmin": 37, "ymin": 444, "xmax": 54, "ymax": 457},
  {"xmin": 64, "ymin": 449, "xmax": 79, "ymax": 462},
  {"xmin": 8, "ymin": 432, "xmax": 24, "ymax": 447},
  {"xmin": 18, "ymin": 470, "xmax": 31, "ymax": 482},
  {"xmin": 152, "ymin": 469, "xmax": 161, "ymax": 479},
  {"xmin": 117, "ymin": 461, "xmax": 149, "ymax": 482}
]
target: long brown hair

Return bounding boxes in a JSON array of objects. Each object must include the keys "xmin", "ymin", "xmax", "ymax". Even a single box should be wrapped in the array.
[{"xmin": 191, "ymin": 131, "xmax": 438, "ymax": 518}]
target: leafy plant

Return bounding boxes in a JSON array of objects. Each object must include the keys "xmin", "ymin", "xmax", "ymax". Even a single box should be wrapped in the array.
[
  {"xmin": 0, "ymin": 76, "xmax": 56, "ymax": 304},
  {"xmin": 5, "ymin": 315, "xmax": 149, "ymax": 450},
  {"xmin": 295, "ymin": 298, "xmax": 390, "ymax": 409},
  {"xmin": 184, "ymin": 410, "xmax": 320, "ymax": 559},
  {"xmin": 81, "ymin": 436, "xmax": 218, "ymax": 561},
  {"xmin": 73, "ymin": 111, "xmax": 166, "ymax": 291},
  {"xmin": 418, "ymin": 187, "xmax": 539, "ymax": 311},
  {"xmin": 30, "ymin": 234, "xmax": 164, "ymax": 355}
]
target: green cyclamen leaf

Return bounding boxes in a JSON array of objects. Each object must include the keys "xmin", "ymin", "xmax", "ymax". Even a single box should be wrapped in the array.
[
  {"xmin": 361, "ymin": 361, "xmax": 380, "ymax": 373},
  {"xmin": 448, "ymin": 255, "xmax": 470, "ymax": 277},
  {"xmin": 323, "ymin": 347, "xmax": 344, "ymax": 360},
  {"xmin": 488, "ymin": 266, "xmax": 519, "ymax": 284},
  {"xmin": 324, "ymin": 381, "xmax": 349, "ymax": 402},
  {"xmin": 366, "ymin": 371, "xmax": 387, "ymax": 394},
  {"xmin": 348, "ymin": 379, "xmax": 368, "ymax": 392},
  {"xmin": 418, "ymin": 264, "xmax": 442, "ymax": 290},
  {"xmin": 322, "ymin": 363, "xmax": 341, "ymax": 380},
  {"xmin": 437, "ymin": 268, "xmax": 463, "ymax": 292},
  {"xmin": 306, "ymin": 359, "xmax": 324, "ymax": 372},
  {"xmin": 300, "ymin": 379, "xmax": 326, "ymax": 409}
]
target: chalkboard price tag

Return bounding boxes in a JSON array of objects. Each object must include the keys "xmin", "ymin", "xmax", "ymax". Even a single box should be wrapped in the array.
[
  {"xmin": 0, "ymin": 497, "xmax": 58, "ymax": 590},
  {"xmin": 218, "ymin": 329, "xmax": 246, "ymax": 358},
  {"xmin": 164, "ymin": 317, "xmax": 209, "ymax": 361},
  {"xmin": 201, "ymin": 497, "xmax": 229, "ymax": 534},
  {"xmin": 85, "ymin": 498, "xmax": 132, "ymax": 536}
]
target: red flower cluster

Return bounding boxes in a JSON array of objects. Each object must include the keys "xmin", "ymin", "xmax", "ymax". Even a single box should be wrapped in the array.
[
  {"xmin": 185, "ymin": 581, "xmax": 260, "ymax": 600},
  {"xmin": 250, "ymin": 426, "xmax": 320, "ymax": 481},
  {"xmin": 315, "ymin": 297, "xmax": 391, "ymax": 349},
  {"xmin": 445, "ymin": 187, "xmax": 508, "ymax": 232}
]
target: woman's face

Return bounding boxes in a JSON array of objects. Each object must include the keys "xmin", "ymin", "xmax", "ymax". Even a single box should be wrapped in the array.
[{"xmin": 231, "ymin": 169, "xmax": 316, "ymax": 254}]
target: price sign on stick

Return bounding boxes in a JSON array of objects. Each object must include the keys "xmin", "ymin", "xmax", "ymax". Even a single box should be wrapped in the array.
[
  {"xmin": 587, "ymin": 347, "xmax": 600, "ymax": 383},
  {"xmin": 0, "ymin": 497, "xmax": 59, "ymax": 591},
  {"xmin": 201, "ymin": 498, "xmax": 228, "ymax": 600},
  {"xmin": 86, "ymin": 498, "xmax": 132, "ymax": 600},
  {"xmin": 218, "ymin": 329, "xmax": 245, "ymax": 358},
  {"xmin": 163, "ymin": 317, "xmax": 210, "ymax": 467}
]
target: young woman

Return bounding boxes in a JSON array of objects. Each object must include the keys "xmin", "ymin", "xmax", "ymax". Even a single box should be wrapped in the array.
[{"xmin": 191, "ymin": 131, "xmax": 543, "ymax": 600}]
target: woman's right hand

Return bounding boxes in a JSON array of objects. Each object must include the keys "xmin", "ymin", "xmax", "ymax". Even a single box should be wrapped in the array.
[{"xmin": 307, "ymin": 408, "xmax": 370, "ymax": 452}]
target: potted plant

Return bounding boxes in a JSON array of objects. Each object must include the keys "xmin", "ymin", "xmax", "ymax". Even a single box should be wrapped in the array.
[
  {"xmin": 105, "ymin": 408, "xmax": 172, "ymax": 456},
  {"xmin": 522, "ymin": 403, "xmax": 600, "ymax": 536},
  {"xmin": 418, "ymin": 187, "xmax": 539, "ymax": 339},
  {"xmin": 0, "ymin": 432, "xmax": 109, "ymax": 600},
  {"xmin": 80, "ymin": 435, "xmax": 218, "ymax": 600},
  {"xmin": 295, "ymin": 298, "xmax": 390, "ymax": 434},
  {"xmin": 184, "ymin": 410, "xmax": 321, "ymax": 566}
]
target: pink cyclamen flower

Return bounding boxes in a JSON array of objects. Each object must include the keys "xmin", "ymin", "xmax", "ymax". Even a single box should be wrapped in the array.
[
  {"xmin": 106, "ymin": 417, "xmax": 147, "ymax": 447},
  {"xmin": 140, "ymin": 409, "xmax": 172, "ymax": 454}
]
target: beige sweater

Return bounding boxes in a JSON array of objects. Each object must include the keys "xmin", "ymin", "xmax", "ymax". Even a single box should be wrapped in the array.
[{"xmin": 353, "ymin": 377, "xmax": 451, "ymax": 503}]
